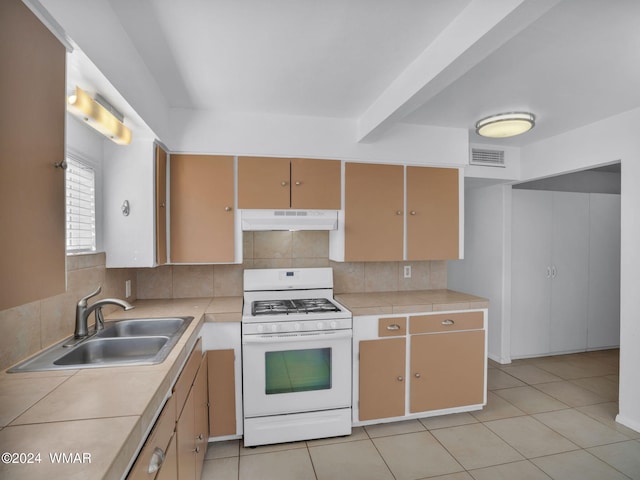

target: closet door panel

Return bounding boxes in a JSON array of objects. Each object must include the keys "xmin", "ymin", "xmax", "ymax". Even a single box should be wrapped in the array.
[
  {"xmin": 511, "ymin": 189, "xmax": 553, "ymax": 357},
  {"xmin": 549, "ymin": 192, "xmax": 590, "ymax": 353},
  {"xmin": 587, "ymin": 194, "xmax": 621, "ymax": 349}
]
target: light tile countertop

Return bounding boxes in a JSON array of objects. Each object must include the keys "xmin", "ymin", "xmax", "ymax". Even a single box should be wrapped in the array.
[
  {"xmin": 336, "ymin": 289, "xmax": 489, "ymax": 316},
  {"xmin": 0, "ymin": 290, "xmax": 485, "ymax": 479},
  {"xmin": 0, "ymin": 298, "xmax": 218, "ymax": 480}
]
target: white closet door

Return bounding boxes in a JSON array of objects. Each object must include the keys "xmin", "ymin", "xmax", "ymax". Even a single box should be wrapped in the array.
[
  {"xmin": 511, "ymin": 189, "xmax": 553, "ymax": 357},
  {"xmin": 587, "ymin": 193, "xmax": 621, "ymax": 349},
  {"xmin": 549, "ymin": 192, "xmax": 590, "ymax": 353}
]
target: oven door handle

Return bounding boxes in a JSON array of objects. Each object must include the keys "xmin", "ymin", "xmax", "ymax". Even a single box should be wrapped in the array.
[{"xmin": 243, "ymin": 329, "xmax": 352, "ymax": 344}]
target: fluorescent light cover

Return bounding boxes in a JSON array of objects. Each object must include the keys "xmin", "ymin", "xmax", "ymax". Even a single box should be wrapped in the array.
[
  {"xmin": 67, "ymin": 86, "xmax": 132, "ymax": 145},
  {"xmin": 476, "ymin": 112, "xmax": 535, "ymax": 138}
]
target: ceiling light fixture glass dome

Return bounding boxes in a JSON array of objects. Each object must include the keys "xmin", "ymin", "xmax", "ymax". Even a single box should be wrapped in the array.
[{"xmin": 475, "ymin": 112, "xmax": 535, "ymax": 138}]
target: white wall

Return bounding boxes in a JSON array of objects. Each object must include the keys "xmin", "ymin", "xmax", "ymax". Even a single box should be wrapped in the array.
[
  {"xmin": 168, "ymin": 109, "xmax": 469, "ymax": 166},
  {"xmin": 448, "ymin": 183, "xmax": 511, "ymax": 363},
  {"xmin": 521, "ymin": 107, "xmax": 640, "ymax": 433}
]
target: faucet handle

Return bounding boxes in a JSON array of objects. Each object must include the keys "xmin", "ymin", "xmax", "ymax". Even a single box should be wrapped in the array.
[{"xmin": 78, "ymin": 286, "xmax": 102, "ymax": 306}]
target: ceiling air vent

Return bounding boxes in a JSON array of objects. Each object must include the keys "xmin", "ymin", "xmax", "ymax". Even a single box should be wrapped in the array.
[{"xmin": 470, "ymin": 148, "xmax": 505, "ymax": 167}]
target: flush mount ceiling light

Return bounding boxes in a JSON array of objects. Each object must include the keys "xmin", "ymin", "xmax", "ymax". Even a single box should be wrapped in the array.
[
  {"xmin": 475, "ymin": 112, "xmax": 535, "ymax": 138},
  {"xmin": 67, "ymin": 86, "xmax": 132, "ymax": 145}
]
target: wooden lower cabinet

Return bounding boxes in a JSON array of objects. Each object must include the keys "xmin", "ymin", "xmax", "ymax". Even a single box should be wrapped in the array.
[
  {"xmin": 356, "ymin": 312, "xmax": 486, "ymax": 423},
  {"xmin": 359, "ymin": 338, "xmax": 405, "ymax": 421},
  {"xmin": 177, "ymin": 353, "xmax": 209, "ymax": 480},
  {"xmin": 155, "ymin": 434, "xmax": 177, "ymax": 480},
  {"xmin": 208, "ymin": 349, "xmax": 237, "ymax": 436},
  {"xmin": 410, "ymin": 330, "xmax": 485, "ymax": 412}
]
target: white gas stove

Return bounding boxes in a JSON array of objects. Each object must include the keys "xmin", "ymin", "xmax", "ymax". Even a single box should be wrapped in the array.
[{"xmin": 241, "ymin": 268, "xmax": 353, "ymax": 447}]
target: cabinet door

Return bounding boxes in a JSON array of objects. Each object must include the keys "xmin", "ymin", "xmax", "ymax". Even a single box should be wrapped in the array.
[
  {"xmin": 291, "ymin": 158, "xmax": 341, "ymax": 209},
  {"xmin": 155, "ymin": 144, "xmax": 168, "ymax": 265},
  {"xmin": 359, "ymin": 338, "xmax": 405, "ymax": 420},
  {"xmin": 511, "ymin": 189, "xmax": 553, "ymax": 357},
  {"xmin": 410, "ymin": 330, "xmax": 485, "ymax": 412},
  {"xmin": 0, "ymin": 0, "xmax": 66, "ymax": 310},
  {"xmin": 406, "ymin": 167, "xmax": 459, "ymax": 260},
  {"xmin": 344, "ymin": 163, "xmax": 404, "ymax": 261},
  {"xmin": 170, "ymin": 154, "xmax": 235, "ymax": 263},
  {"xmin": 194, "ymin": 356, "xmax": 209, "ymax": 480},
  {"xmin": 155, "ymin": 434, "xmax": 178, "ymax": 480},
  {"xmin": 238, "ymin": 157, "xmax": 291, "ymax": 209},
  {"xmin": 587, "ymin": 194, "xmax": 621, "ymax": 349},
  {"xmin": 176, "ymin": 386, "xmax": 196, "ymax": 480},
  {"xmin": 549, "ymin": 192, "xmax": 589, "ymax": 353},
  {"xmin": 208, "ymin": 349, "xmax": 236, "ymax": 437}
]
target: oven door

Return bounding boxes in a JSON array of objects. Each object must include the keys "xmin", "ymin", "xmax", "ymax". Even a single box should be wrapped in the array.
[{"xmin": 242, "ymin": 329, "xmax": 352, "ymax": 417}]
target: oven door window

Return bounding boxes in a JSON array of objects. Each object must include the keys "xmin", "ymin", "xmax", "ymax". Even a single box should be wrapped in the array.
[{"xmin": 265, "ymin": 348, "xmax": 331, "ymax": 394}]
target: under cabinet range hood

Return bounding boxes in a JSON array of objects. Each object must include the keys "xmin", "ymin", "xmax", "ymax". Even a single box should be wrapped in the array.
[{"xmin": 241, "ymin": 210, "xmax": 338, "ymax": 231}]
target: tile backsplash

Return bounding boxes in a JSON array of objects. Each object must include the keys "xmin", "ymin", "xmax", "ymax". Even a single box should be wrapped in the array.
[
  {"xmin": 0, "ymin": 253, "xmax": 137, "ymax": 371},
  {"xmin": 0, "ymin": 232, "xmax": 447, "ymax": 370},
  {"xmin": 136, "ymin": 231, "xmax": 447, "ymax": 299}
]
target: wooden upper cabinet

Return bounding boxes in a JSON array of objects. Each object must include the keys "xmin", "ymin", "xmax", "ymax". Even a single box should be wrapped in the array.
[
  {"xmin": 170, "ymin": 155, "xmax": 235, "ymax": 263},
  {"xmin": 344, "ymin": 163, "xmax": 404, "ymax": 261},
  {"xmin": 291, "ymin": 158, "xmax": 341, "ymax": 209},
  {"xmin": 0, "ymin": 0, "xmax": 66, "ymax": 311},
  {"xmin": 155, "ymin": 144, "xmax": 168, "ymax": 265},
  {"xmin": 238, "ymin": 157, "xmax": 291, "ymax": 209},
  {"xmin": 238, "ymin": 157, "xmax": 341, "ymax": 209},
  {"xmin": 406, "ymin": 166, "xmax": 459, "ymax": 260}
]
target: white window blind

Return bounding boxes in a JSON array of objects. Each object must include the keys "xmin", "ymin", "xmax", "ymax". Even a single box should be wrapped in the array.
[{"xmin": 65, "ymin": 156, "xmax": 96, "ymax": 253}]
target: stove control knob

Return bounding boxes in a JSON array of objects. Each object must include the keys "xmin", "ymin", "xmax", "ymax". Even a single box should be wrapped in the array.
[
  {"xmin": 316, "ymin": 322, "xmax": 324, "ymax": 330},
  {"xmin": 294, "ymin": 323, "xmax": 302, "ymax": 331},
  {"xmin": 330, "ymin": 321, "xmax": 338, "ymax": 329},
  {"xmin": 256, "ymin": 325, "xmax": 264, "ymax": 333},
  {"xmin": 271, "ymin": 324, "xmax": 278, "ymax": 332}
]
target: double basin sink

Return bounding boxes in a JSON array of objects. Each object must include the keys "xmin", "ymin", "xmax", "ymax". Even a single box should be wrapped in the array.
[{"xmin": 9, "ymin": 317, "xmax": 194, "ymax": 372}]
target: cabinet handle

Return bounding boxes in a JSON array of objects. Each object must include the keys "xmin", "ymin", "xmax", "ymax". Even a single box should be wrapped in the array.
[
  {"xmin": 159, "ymin": 203, "xmax": 165, "ymax": 208},
  {"xmin": 397, "ymin": 376, "xmax": 403, "ymax": 382},
  {"xmin": 546, "ymin": 266, "xmax": 552, "ymax": 278},
  {"xmin": 281, "ymin": 181, "xmax": 288, "ymax": 186},
  {"xmin": 54, "ymin": 160, "xmax": 67, "ymax": 170},
  {"xmin": 386, "ymin": 324, "xmax": 401, "ymax": 331},
  {"xmin": 148, "ymin": 447, "xmax": 165, "ymax": 474},
  {"xmin": 410, "ymin": 211, "xmax": 416, "ymax": 215},
  {"xmin": 396, "ymin": 210, "xmax": 403, "ymax": 215},
  {"xmin": 197, "ymin": 434, "xmax": 204, "ymax": 441},
  {"xmin": 295, "ymin": 181, "xmax": 302, "ymax": 186},
  {"xmin": 551, "ymin": 265, "xmax": 557, "ymax": 278},
  {"xmin": 193, "ymin": 446, "xmax": 200, "ymax": 454},
  {"xmin": 414, "ymin": 373, "xmax": 421, "ymax": 378},
  {"xmin": 224, "ymin": 206, "xmax": 232, "ymax": 212},
  {"xmin": 441, "ymin": 319, "xmax": 455, "ymax": 326}
]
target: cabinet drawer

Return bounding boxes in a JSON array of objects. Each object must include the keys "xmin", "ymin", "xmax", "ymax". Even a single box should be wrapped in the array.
[
  {"xmin": 410, "ymin": 311, "xmax": 483, "ymax": 334},
  {"xmin": 128, "ymin": 395, "xmax": 176, "ymax": 480},
  {"xmin": 378, "ymin": 317, "xmax": 406, "ymax": 337},
  {"xmin": 173, "ymin": 337, "xmax": 202, "ymax": 418}
]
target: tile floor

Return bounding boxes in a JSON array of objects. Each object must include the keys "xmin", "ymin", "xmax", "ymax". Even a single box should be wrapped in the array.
[{"xmin": 201, "ymin": 349, "xmax": 640, "ymax": 479}]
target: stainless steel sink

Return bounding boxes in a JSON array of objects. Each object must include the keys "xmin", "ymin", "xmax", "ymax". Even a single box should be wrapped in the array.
[
  {"xmin": 99, "ymin": 317, "xmax": 186, "ymax": 337},
  {"xmin": 8, "ymin": 316, "xmax": 194, "ymax": 372},
  {"xmin": 54, "ymin": 337, "xmax": 169, "ymax": 366}
]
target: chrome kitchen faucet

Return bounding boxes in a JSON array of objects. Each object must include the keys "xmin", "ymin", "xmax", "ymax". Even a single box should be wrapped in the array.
[{"xmin": 68, "ymin": 286, "xmax": 134, "ymax": 344}]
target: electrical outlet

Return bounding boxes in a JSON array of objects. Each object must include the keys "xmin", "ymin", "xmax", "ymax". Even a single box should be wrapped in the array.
[
  {"xmin": 403, "ymin": 265, "xmax": 412, "ymax": 279},
  {"xmin": 125, "ymin": 279, "xmax": 132, "ymax": 298}
]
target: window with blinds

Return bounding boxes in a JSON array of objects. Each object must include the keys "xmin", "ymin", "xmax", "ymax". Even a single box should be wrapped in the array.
[{"xmin": 65, "ymin": 156, "xmax": 96, "ymax": 253}]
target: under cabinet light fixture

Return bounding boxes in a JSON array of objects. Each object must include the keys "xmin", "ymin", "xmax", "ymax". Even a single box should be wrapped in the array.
[
  {"xmin": 475, "ymin": 112, "xmax": 535, "ymax": 138},
  {"xmin": 67, "ymin": 86, "xmax": 132, "ymax": 145}
]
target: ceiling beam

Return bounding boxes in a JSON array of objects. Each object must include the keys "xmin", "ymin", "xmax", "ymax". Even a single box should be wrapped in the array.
[{"xmin": 356, "ymin": 0, "xmax": 562, "ymax": 143}]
